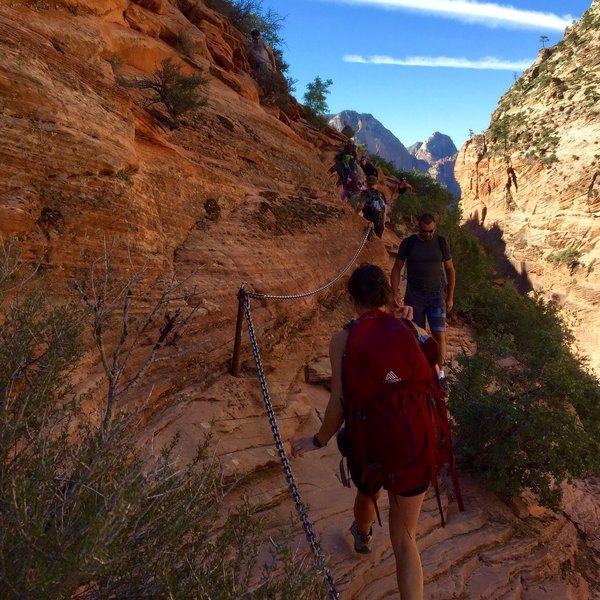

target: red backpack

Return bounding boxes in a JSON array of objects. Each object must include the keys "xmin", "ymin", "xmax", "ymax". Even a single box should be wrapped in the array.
[{"xmin": 340, "ymin": 309, "xmax": 463, "ymax": 526}]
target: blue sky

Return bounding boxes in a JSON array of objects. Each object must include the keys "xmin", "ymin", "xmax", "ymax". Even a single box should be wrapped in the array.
[{"xmin": 258, "ymin": 0, "xmax": 591, "ymax": 149}]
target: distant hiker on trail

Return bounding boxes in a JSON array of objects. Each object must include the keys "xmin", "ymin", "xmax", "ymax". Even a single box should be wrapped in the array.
[
  {"xmin": 358, "ymin": 176, "xmax": 386, "ymax": 238},
  {"xmin": 391, "ymin": 214, "xmax": 455, "ymax": 376},
  {"xmin": 248, "ymin": 29, "xmax": 278, "ymax": 99},
  {"xmin": 248, "ymin": 29, "xmax": 277, "ymax": 73},
  {"xmin": 359, "ymin": 156, "xmax": 378, "ymax": 180},
  {"xmin": 341, "ymin": 120, "xmax": 355, "ymax": 139},
  {"xmin": 397, "ymin": 175, "xmax": 414, "ymax": 195},
  {"xmin": 292, "ymin": 264, "xmax": 462, "ymax": 600}
]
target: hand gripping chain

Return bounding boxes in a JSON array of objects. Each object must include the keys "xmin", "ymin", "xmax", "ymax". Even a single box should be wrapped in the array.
[{"xmin": 237, "ymin": 224, "xmax": 373, "ymax": 598}]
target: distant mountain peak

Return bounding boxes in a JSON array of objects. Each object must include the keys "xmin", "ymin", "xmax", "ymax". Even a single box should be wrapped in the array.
[{"xmin": 329, "ymin": 111, "xmax": 460, "ymax": 195}]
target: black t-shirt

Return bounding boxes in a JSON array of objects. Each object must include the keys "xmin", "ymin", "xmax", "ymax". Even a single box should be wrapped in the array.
[
  {"xmin": 362, "ymin": 163, "xmax": 378, "ymax": 178},
  {"xmin": 397, "ymin": 234, "xmax": 451, "ymax": 292}
]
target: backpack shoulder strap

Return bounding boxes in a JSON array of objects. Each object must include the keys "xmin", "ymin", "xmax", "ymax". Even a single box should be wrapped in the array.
[{"xmin": 404, "ymin": 234, "xmax": 417, "ymax": 258}]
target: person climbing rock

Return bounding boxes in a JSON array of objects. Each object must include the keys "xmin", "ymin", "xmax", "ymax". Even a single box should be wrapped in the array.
[
  {"xmin": 359, "ymin": 156, "xmax": 378, "ymax": 179},
  {"xmin": 390, "ymin": 214, "xmax": 455, "ymax": 375},
  {"xmin": 358, "ymin": 176, "xmax": 386, "ymax": 238},
  {"xmin": 248, "ymin": 29, "xmax": 277, "ymax": 98},
  {"xmin": 292, "ymin": 264, "xmax": 441, "ymax": 600},
  {"xmin": 397, "ymin": 175, "xmax": 414, "ymax": 195}
]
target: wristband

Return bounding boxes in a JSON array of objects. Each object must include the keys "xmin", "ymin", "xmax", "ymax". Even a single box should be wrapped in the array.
[{"xmin": 312, "ymin": 433, "xmax": 326, "ymax": 448}]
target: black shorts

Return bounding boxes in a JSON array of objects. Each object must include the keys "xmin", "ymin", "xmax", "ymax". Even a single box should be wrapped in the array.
[{"xmin": 347, "ymin": 456, "xmax": 429, "ymax": 498}]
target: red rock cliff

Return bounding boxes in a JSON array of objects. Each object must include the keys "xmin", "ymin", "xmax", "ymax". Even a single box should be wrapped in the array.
[{"xmin": 1, "ymin": 2, "xmax": 598, "ymax": 598}]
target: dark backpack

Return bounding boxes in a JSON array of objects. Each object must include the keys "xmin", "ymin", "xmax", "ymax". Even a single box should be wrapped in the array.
[
  {"xmin": 361, "ymin": 189, "xmax": 385, "ymax": 220},
  {"xmin": 339, "ymin": 310, "xmax": 463, "ymax": 526}
]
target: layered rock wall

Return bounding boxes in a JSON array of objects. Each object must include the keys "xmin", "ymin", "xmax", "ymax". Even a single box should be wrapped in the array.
[{"xmin": 455, "ymin": 3, "xmax": 600, "ymax": 374}]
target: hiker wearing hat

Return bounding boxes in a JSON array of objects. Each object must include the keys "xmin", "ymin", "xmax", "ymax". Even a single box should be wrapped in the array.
[{"xmin": 358, "ymin": 176, "xmax": 386, "ymax": 238}]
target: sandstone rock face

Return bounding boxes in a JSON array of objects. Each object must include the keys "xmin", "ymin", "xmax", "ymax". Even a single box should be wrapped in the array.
[
  {"xmin": 1, "ymin": 2, "xmax": 598, "ymax": 598},
  {"xmin": 410, "ymin": 131, "xmax": 460, "ymax": 196},
  {"xmin": 455, "ymin": 3, "xmax": 600, "ymax": 375},
  {"xmin": 414, "ymin": 131, "xmax": 457, "ymax": 163}
]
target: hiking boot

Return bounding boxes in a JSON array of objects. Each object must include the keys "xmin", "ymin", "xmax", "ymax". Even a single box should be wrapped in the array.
[{"xmin": 350, "ymin": 521, "xmax": 373, "ymax": 554}]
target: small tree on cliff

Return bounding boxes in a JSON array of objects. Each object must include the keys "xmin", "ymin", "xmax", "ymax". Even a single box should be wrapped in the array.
[
  {"xmin": 302, "ymin": 76, "xmax": 333, "ymax": 128},
  {"xmin": 120, "ymin": 58, "xmax": 208, "ymax": 128}
]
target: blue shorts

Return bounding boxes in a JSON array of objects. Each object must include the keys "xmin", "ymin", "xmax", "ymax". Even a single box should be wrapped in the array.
[{"xmin": 404, "ymin": 288, "xmax": 446, "ymax": 332}]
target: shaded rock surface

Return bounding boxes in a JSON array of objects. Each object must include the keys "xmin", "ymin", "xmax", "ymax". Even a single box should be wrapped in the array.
[{"xmin": 0, "ymin": 2, "xmax": 598, "ymax": 598}]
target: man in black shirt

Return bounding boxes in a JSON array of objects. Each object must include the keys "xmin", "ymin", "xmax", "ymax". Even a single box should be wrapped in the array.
[{"xmin": 390, "ymin": 214, "xmax": 455, "ymax": 372}]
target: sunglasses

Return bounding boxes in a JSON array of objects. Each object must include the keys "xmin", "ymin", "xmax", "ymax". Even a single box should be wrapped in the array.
[{"xmin": 419, "ymin": 227, "xmax": 435, "ymax": 234}]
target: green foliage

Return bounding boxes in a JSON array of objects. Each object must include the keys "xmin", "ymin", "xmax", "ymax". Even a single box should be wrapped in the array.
[
  {"xmin": 119, "ymin": 58, "xmax": 208, "ymax": 128},
  {"xmin": 390, "ymin": 169, "xmax": 456, "ymax": 225},
  {"xmin": 437, "ymin": 208, "xmax": 488, "ymax": 313},
  {"xmin": 206, "ymin": 0, "xmax": 285, "ymax": 47},
  {"xmin": 447, "ymin": 262, "xmax": 600, "ymax": 507},
  {"xmin": 115, "ymin": 169, "xmax": 132, "ymax": 184},
  {"xmin": 548, "ymin": 247, "xmax": 581, "ymax": 264},
  {"xmin": 449, "ymin": 333, "xmax": 598, "ymax": 508},
  {"xmin": 0, "ymin": 245, "xmax": 325, "ymax": 599},
  {"xmin": 489, "ymin": 114, "xmax": 511, "ymax": 154},
  {"xmin": 175, "ymin": 29, "xmax": 196, "ymax": 58},
  {"xmin": 303, "ymin": 76, "xmax": 333, "ymax": 118}
]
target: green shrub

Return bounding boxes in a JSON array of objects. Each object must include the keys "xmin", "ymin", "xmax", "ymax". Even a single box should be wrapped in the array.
[
  {"xmin": 390, "ymin": 170, "xmax": 455, "ymax": 225},
  {"xmin": 107, "ymin": 54, "xmax": 124, "ymax": 70},
  {"xmin": 548, "ymin": 247, "xmax": 581, "ymax": 263},
  {"xmin": 0, "ymin": 245, "xmax": 326, "ymax": 599},
  {"xmin": 447, "ymin": 272, "xmax": 600, "ymax": 507},
  {"xmin": 119, "ymin": 58, "xmax": 208, "ymax": 128},
  {"xmin": 449, "ymin": 333, "xmax": 598, "ymax": 508}
]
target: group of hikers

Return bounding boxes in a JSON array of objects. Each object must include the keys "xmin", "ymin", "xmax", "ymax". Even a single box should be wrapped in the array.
[
  {"xmin": 248, "ymin": 28, "xmax": 461, "ymax": 599},
  {"xmin": 329, "ymin": 128, "xmax": 416, "ymax": 242},
  {"xmin": 292, "ymin": 215, "xmax": 459, "ymax": 600}
]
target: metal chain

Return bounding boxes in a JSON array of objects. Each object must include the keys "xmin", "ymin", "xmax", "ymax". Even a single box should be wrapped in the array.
[
  {"xmin": 246, "ymin": 223, "xmax": 373, "ymax": 300},
  {"xmin": 241, "ymin": 291, "xmax": 340, "ymax": 600}
]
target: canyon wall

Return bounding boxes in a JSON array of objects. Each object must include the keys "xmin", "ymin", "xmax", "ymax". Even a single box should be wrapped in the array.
[{"xmin": 455, "ymin": 2, "xmax": 600, "ymax": 375}]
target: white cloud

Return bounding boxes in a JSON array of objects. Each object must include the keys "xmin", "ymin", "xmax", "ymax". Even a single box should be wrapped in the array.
[
  {"xmin": 329, "ymin": 0, "xmax": 574, "ymax": 31},
  {"xmin": 343, "ymin": 54, "xmax": 533, "ymax": 70}
]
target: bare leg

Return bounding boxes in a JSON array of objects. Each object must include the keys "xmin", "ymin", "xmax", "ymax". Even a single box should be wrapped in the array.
[
  {"xmin": 430, "ymin": 329, "xmax": 446, "ymax": 369},
  {"xmin": 388, "ymin": 491, "xmax": 425, "ymax": 600},
  {"xmin": 353, "ymin": 489, "xmax": 380, "ymax": 534}
]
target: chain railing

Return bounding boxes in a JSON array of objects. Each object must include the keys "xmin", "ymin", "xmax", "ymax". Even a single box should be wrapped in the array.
[
  {"xmin": 245, "ymin": 223, "xmax": 373, "ymax": 301},
  {"xmin": 231, "ymin": 224, "xmax": 373, "ymax": 599}
]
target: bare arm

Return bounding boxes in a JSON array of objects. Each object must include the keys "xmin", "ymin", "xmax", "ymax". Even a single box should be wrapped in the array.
[
  {"xmin": 291, "ymin": 330, "xmax": 347, "ymax": 457},
  {"xmin": 391, "ymin": 258, "xmax": 405, "ymax": 307},
  {"xmin": 444, "ymin": 258, "xmax": 456, "ymax": 312}
]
